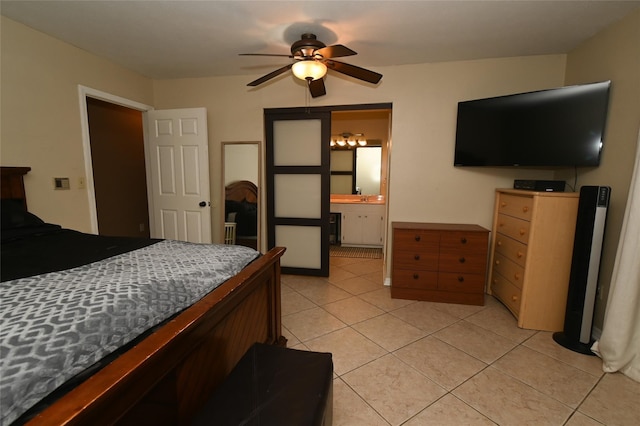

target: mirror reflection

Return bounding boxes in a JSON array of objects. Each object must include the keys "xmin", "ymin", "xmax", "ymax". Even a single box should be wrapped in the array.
[
  {"xmin": 222, "ymin": 142, "xmax": 260, "ymax": 249},
  {"xmin": 330, "ymin": 109, "xmax": 390, "ymax": 196}
]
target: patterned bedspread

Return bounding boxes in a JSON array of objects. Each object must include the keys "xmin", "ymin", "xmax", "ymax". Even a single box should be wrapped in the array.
[{"xmin": 0, "ymin": 240, "xmax": 259, "ymax": 425}]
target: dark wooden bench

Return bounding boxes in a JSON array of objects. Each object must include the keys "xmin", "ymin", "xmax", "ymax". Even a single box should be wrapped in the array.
[{"xmin": 192, "ymin": 343, "xmax": 333, "ymax": 426}]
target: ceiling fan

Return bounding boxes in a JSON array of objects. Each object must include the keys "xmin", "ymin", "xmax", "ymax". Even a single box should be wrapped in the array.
[{"xmin": 240, "ymin": 33, "xmax": 382, "ymax": 98}]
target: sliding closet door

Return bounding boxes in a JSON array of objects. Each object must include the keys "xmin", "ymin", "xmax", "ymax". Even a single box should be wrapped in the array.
[{"xmin": 265, "ymin": 111, "xmax": 331, "ymax": 276}]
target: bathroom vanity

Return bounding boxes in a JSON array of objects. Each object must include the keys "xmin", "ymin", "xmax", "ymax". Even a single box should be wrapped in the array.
[{"xmin": 330, "ymin": 195, "xmax": 385, "ymax": 248}]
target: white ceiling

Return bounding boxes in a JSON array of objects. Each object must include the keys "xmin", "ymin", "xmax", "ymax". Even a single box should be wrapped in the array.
[{"xmin": 2, "ymin": 0, "xmax": 639, "ymax": 80}]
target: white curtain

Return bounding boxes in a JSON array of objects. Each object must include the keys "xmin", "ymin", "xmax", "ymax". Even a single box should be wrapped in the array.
[{"xmin": 592, "ymin": 130, "xmax": 640, "ymax": 382}]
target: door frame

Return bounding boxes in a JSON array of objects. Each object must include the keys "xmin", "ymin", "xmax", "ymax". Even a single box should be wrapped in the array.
[
  {"xmin": 264, "ymin": 102, "xmax": 392, "ymax": 276},
  {"xmin": 78, "ymin": 85, "xmax": 154, "ymax": 234}
]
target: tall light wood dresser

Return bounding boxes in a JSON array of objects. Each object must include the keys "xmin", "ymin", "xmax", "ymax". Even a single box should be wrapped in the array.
[{"xmin": 488, "ymin": 189, "xmax": 579, "ymax": 331}]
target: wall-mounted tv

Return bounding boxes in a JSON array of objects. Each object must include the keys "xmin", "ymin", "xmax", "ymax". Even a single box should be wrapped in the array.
[{"xmin": 454, "ymin": 81, "xmax": 611, "ymax": 167}]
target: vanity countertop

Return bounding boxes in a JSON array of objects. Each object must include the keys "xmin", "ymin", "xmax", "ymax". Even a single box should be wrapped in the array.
[{"xmin": 330, "ymin": 195, "xmax": 386, "ymax": 205}]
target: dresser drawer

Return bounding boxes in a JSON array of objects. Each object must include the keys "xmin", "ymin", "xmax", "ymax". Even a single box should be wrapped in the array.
[
  {"xmin": 492, "ymin": 252, "xmax": 525, "ymax": 290},
  {"xmin": 439, "ymin": 251, "xmax": 488, "ymax": 274},
  {"xmin": 495, "ymin": 213, "xmax": 530, "ymax": 244},
  {"xmin": 439, "ymin": 231, "xmax": 488, "ymax": 250},
  {"xmin": 439, "ymin": 231, "xmax": 488, "ymax": 274},
  {"xmin": 491, "ymin": 272, "xmax": 522, "ymax": 315},
  {"xmin": 392, "ymin": 269, "xmax": 438, "ymax": 290},
  {"xmin": 438, "ymin": 272, "xmax": 485, "ymax": 294},
  {"xmin": 393, "ymin": 229, "xmax": 440, "ymax": 251},
  {"xmin": 494, "ymin": 233, "xmax": 528, "ymax": 267},
  {"xmin": 498, "ymin": 194, "xmax": 533, "ymax": 221},
  {"xmin": 393, "ymin": 250, "xmax": 439, "ymax": 270}
]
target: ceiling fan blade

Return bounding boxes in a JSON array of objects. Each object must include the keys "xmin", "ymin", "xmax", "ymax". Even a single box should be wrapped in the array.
[
  {"xmin": 308, "ymin": 78, "xmax": 326, "ymax": 98},
  {"xmin": 315, "ymin": 44, "xmax": 357, "ymax": 59},
  {"xmin": 247, "ymin": 64, "xmax": 293, "ymax": 87},
  {"xmin": 239, "ymin": 53, "xmax": 293, "ymax": 58},
  {"xmin": 325, "ymin": 60, "xmax": 382, "ymax": 84}
]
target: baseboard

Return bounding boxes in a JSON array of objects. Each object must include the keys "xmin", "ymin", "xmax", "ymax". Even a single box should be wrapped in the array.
[{"xmin": 384, "ymin": 277, "xmax": 391, "ymax": 287}]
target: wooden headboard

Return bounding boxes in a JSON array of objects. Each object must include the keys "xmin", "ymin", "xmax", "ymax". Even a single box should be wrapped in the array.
[
  {"xmin": 1, "ymin": 166, "xmax": 31, "ymax": 210},
  {"xmin": 225, "ymin": 180, "xmax": 258, "ymax": 204}
]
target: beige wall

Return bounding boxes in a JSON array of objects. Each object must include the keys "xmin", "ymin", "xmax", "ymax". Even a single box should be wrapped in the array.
[
  {"xmin": 0, "ymin": 17, "xmax": 154, "ymax": 231},
  {"xmin": 153, "ymin": 54, "xmax": 565, "ymax": 252},
  {"xmin": 557, "ymin": 9, "xmax": 640, "ymax": 332}
]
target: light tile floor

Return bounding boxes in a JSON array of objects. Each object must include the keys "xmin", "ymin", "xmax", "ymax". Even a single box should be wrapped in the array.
[{"xmin": 281, "ymin": 256, "xmax": 640, "ymax": 426}]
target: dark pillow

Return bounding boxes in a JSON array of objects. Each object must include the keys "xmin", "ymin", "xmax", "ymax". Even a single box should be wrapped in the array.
[
  {"xmin": 235, "ymin": 201, "xmax": 257, "ymax": 236},
  {"xmin": 1, "ymin": 199, "xmax": 45, "ymax": 230},
  {"xmin": 225, "ymin": 199, "xmax": 243, "ymax": 215}
]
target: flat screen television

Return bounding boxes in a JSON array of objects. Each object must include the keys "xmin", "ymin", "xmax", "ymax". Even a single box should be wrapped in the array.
[{"xmin": 454, "ymin": 81, "xmax": 611, "ymax": 167}]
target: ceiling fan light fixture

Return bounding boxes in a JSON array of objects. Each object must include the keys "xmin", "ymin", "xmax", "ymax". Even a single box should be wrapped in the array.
[{"xmin": 292, "ymin": 60, "xmax": 327, "ymax": 81}]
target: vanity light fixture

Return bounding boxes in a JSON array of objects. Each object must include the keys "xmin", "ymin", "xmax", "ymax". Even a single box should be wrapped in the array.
[{"xmin": 331, "ymin": 132, "xmax": 367, "ymax": 148}]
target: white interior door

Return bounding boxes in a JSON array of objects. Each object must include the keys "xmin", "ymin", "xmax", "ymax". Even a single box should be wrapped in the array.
[{"xmin": 145, "ymin": 108, "xmax": 211, "ymax": 243}]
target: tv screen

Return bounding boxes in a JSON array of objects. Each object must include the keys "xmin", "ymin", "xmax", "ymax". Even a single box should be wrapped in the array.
[{"xmin": 454, "ymin": 81, "xmax": 611, "ymax": 167}]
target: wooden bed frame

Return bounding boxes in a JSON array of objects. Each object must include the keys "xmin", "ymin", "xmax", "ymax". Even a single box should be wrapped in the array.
[
  {"xmin": 1, "ymin": 167, "xmax": 286, "ymax": 425},
  {"xmin": 225, "ymin": 180, "xmax": 258, "ymax": 204}
]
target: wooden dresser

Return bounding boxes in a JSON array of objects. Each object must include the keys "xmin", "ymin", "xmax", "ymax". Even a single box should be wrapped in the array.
[
  {"xmin": 391, "ymin": 222, "xmax": 489, "ymax": 306},
  {"xmin": 488, "ymin": 189, "xmax": 579, "ymax": 331}
]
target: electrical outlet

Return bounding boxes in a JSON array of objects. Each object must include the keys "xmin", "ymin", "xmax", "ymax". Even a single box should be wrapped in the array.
[{"xmin": 78, "ymin": 177, "xmax": 86, "ymax": 189}]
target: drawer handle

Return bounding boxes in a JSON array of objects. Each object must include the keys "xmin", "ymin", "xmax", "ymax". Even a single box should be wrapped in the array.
[
  {"xmin": 519, "ymin": 229, "xmax": 526, "ymax": 236},
  {"xmin": 522, "ymin": 206, "xmax": 529, "ymax": 213},
  {"xmin": 461, "ymin": 237, "xmax": 467, "ymax": 244},
  {"xmin": 512, "ymin": 295, "xmax": 518, "ymax": 302},
  {"xmin": 517, "ymin": 251, "xmax": 524, "ymax": 258},
  {"xmin": 413, "ymin": 273, "xmax": 419, "ymax": 280},
  {"xmin": 415, "ymin": 235, "xmax": 421, "ymax": 242},
  {"xmin": 514, "ymin": 273, "xmax": 521, "ymax": 281},
  {"xmin": 495, "ymin": 259, "xmax": 500, "ymax": 265},
  {"xmin": 501, "ymin": 202, "xmax": 507, "ymax": 207},
  {"xmin": 499, "ymin": 222, "xmax": 505, "ymax": 227},
  {"xmin": 414, "ymin": 254, "xmax": 420, "ymax": 261},
  {"xmin": 497, "ymin": 240, "xmax": 503, "ymax": 247},
  {"xmin": 459, "ymin": 257, "xmax": 466, "ymax": 264},
  {"xmin": 457, "ymin": 276, "xmax": 464, "ymax": 283}
]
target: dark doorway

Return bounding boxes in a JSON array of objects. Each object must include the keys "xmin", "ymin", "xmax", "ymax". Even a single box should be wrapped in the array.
[{"xmin": 86, "ymin": 97, "xmax": 150, "ymax": 237}]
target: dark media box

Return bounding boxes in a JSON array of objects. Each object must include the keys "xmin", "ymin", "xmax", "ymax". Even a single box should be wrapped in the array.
[{"xmin": 514, "ymin": 179, "xmax": 566, "ymax": 192}]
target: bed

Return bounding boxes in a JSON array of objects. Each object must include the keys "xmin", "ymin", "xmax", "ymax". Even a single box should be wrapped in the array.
[
  {"xmin": 0, "ymin": 166, "xmax": 285, "ymax": 425},
  {"xmin": 224, "ymin": 180, "xmax": 258, "ymax": 249}
]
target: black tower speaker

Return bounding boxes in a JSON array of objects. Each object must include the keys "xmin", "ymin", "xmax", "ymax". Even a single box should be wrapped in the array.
[{"xmin": 553, "ymin": 186, "xmax": 610, "ymax": 355}]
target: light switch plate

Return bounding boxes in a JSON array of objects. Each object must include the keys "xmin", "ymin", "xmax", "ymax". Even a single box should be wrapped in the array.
[{"xmin": 53, "ymin": 177, "xmax": 70, "ymax": 190}]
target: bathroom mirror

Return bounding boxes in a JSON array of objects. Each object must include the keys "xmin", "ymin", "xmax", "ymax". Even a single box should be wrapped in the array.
[
  {"xmin": 330, "ymin": 109, "xmax": 389, "ymax": 196},
  {"xmin": 330, "ymin": 145, "xmax": 382, "ymax": 195},
  {"xmin": 356, "ymin": 146, "xmax": 382, "ymax": 195},
  {"xmin": 221, "ymin": 141, "xmax": 261, "ymax": 250}
]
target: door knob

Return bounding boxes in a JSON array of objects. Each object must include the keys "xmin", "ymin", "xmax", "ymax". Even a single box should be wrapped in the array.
[{"xmin": 199, "ymin": 201, "xmax": 207, "ymax": 207}]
